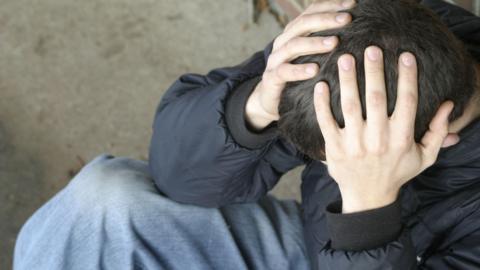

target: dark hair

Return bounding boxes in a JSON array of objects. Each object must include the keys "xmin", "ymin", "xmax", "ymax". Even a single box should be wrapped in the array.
[{"xmin": 277, "ymin": 0, "xmax": 477, "ymax": 161}]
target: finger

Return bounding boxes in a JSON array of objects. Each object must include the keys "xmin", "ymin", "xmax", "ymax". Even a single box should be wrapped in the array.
[
  {"xmin": 420, "ymin": 101, "xmax": 454, "ymax": 166},
  {"xmin": 314, "ymin": 81, "xmax": 340, "ymax": 139},
  {"xmin": 303, "ymin": 0, "xmax": 356, "ymax": 15},
  {"xmin": 274, "ymin": 12, "xmax": 351, "ymax": 50},
  {"xmin": 364, "ymin": 46, "xmax": 388, "ymax": 133},
  {"xmin": 392, "ymin": 52, "xmax": 418, "ymax": 135},
  {"xmin": 338, "ymin": 54, "xmax": 363, "ymax": 130},
  {"xmin": 264, "ymin": 63, "xmax": 319, "ymax": 85},
  {"xmin": 268, "ymin": 36, "xmax": 339, "ymax": 68},
  {"xmin": 441, "ymin": 133, "xmax": 460, "ymax": 148}
]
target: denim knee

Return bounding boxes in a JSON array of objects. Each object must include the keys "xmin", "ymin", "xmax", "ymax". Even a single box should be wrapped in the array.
[
  {"xmin": 65, "ymin": 154, "xmax": 155, "ymax": 213},
  {"xmin": 14, "ymin": 155, "xmax": 167, "ymax": 270}
]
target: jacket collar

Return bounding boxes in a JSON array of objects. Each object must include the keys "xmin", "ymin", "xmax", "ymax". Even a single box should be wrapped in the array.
[
  {"xmin": 436, "ymin": 116, "xmax": 480, "ymax": 167},
  {"xmin": 412, "ymin": 117, "xmax": 480, "ymax": 202}
]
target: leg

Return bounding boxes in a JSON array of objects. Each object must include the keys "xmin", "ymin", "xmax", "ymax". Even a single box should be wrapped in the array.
[{"xmin": 14, "ymin": 155, "xmax": 310, "ymax": 270}]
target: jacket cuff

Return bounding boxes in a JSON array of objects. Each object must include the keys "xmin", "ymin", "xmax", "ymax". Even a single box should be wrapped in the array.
[
  {"xmin": 225, "ymin": 76, "xmax": 279, "ymax": 149},
  {"xmin": 325, "ymin": 197, "xmax": 402, "ymax": 251}
]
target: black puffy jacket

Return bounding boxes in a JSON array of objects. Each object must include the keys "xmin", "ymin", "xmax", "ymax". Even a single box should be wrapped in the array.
[{"xmin": 149, "ymin": 1, "xmax": 480, "ymax": 269}]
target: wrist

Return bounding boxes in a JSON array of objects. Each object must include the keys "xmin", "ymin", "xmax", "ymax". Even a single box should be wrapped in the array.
[
  {"xmin": 245, "ymin": 82, "xmax": 277, "ymax": 131},
  {"xmin": 340, "ymin": 188, "xmax": 399, "ymax": 214}
]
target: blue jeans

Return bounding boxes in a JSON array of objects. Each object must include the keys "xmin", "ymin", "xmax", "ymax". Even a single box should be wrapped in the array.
[{"xmin": 14, "ymin": 155, "xmax": 311, "ymax": 270}]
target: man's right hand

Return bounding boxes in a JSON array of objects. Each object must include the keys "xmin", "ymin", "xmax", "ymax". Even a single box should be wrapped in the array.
[{"xmin": 245, "ymin": 0, "xmax": 355, "ymax": 131}]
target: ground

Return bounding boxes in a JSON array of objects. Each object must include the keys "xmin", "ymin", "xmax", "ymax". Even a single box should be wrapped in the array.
[{"xmin": 0, "ymin": 0, "xmax": 307, "ymax": 268}]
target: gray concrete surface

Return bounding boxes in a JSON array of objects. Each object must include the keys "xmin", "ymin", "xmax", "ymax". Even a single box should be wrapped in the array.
[{"xmin": 0, "ymin": 0, "xmax": 307, "ymax": 268}]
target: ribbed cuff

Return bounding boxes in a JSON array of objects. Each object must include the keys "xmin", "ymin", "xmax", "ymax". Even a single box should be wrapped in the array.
[
  {"xmin": 325, "ymin": 197, "xmax": 402, "ymax": 251},
  {"xmin": 225, "ymin": 77, "xmax": 279, "ymax": 149}
]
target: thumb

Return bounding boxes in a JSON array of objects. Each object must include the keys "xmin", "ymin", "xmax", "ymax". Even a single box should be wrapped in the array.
[{"xmin": 420, "ymin": 101, "xmax": 454, "ymax": 165}]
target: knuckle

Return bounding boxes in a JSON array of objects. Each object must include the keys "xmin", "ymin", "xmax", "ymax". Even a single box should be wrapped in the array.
[
  {"xmin": 295, "ymin": 37, "xmax": 324, "ymax": 53},
  {"xmin": 262, "ymin": 70, "xmax": 274, "ymax": 84},
  {"xmin": 365, "ymin": 66, "xmax": 383, "ymax": 75},
  {"xmin": 284, "ymin": 17, "xmax": 300, "ymax": 32},
  {"xmin": 310, "ymin": 37, "xmax": 324, "ymax": 48},
  {"xmin": 401, "ymin": 133, "xmax": 414, "ymax": 146},
  {"xmin": 339, "ymin": 75, "xmax": 356, "ymax": 88},
  {"xmin": 342, "ymin": 99, "xmax": 359, "ymax": 115},
  {"xmin": 317, "ymin": 13, "xmax": 331, "ymax": 25},
  {"xmin": 309, "ymin": 1, "xmax": 326, "ymax": 9},
  {"xmin": 291, "ymin": 65, "xmax": 304, "ymax": 77},
  {"xmin": 369, "ymin": 142, "xmax": 387, "ymax": 155},
  {"xmin": 433, "ymin": 131, "xmax": 448, "ymax": 147},
  {"xmin": 264, "ymin": 68, "xmax": 281, "ymax": 85},
  {"xmin": 328, "ymin": 150, "xmax": 341, "ymax": 162},
  {"xmin": 368, "ymin": 91, "xmax": 386, "ymax": 106},
  {"xmin": 395, "ymin": 134, "xmax": 413, "ymax": 151},
  {"xmin": 273, "ymin": 35, "xmax": 287, "ymax": 50},
  {"xmin": 284, "ymin": 64, "xmax": 303, "ymax": 80},
  {"xmin": 304, "ymin": 13, "xmax": 326, "ymax": 27},
  {"xmin": 268, "ymin": 52, "xmax": 281, "ymax": 66},
  {"xmin": 296, "ymin": 15, "xmax": 308, "ymax": 28},
  {"xmin": 273, "ymin": 66, "xmax": 283, "ymax": 81},
  {"xmin": 348, "ymin": 146, "xmax": 365, "ymax": 158},
  {"xmin": 284, "ymin": 39, "xmax": 297, "ymax": 55},
  {"xmin": 403, "ymin": 93, "xmax": 418, "ymax": 108},
  {"xmin": 275, "ymin": 64, "xmax": 293, "ymax": 82},
  {"xmin": 327, "ymin": 2, "xmax": 339, "ymax": 10},
  {"xmin": 276, "ymin": 65, "xmax": 288, "ymax": 79}
]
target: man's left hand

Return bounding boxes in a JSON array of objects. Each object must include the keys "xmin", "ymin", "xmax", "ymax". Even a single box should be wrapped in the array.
[{"xmin": 313, "ymin": 46, "xmax": 455, "ymax": 213}]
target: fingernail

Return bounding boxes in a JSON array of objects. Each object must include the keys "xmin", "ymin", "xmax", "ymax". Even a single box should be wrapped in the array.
[
  {"xmin": 336, "ymin": 13, "xmax": 350, "ymax": 23},
  {"xmin": 322, "ymin": 36, "xmax": 336, "ymax": 46},
  {"xmin": 402, "ymin": 53, "xmax": 415, "ymax": 66},
  {"xmin": 306, "ymin": 65, "xmax": 317, "ymax": 75},
  {"xmin": 339, "ymin": 56, "xmax": 352, "ymax": 71},
  {"xmin": 366, "ymin": 47, "xmax": 381, "ymax": 61}
]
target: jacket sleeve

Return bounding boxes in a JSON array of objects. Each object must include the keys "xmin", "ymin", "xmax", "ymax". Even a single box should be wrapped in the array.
[
  {"xmin": 148, "ymin": 44, "xmax": 309, "ymax": 208},
  {"xmin": 421, "ymin": 227, "xmax": 480, "ymax": 269},
  {"xmin": 316, "ymin": 198, "xmax": 418, "ymax": 269},
  {"xmin": 317, "ymin": 198, "xmax": 480, "ymax": 269}
]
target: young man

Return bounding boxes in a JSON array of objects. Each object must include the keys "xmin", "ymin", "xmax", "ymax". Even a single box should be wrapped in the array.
[{"xmin": 14, "ymin": 0, "xmax": 480, "ymax": 269}]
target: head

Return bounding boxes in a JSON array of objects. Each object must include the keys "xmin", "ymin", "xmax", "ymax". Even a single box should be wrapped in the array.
[{"xmin": 278, "ymin": 0, "xmax": 477, "ymax": 161}]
